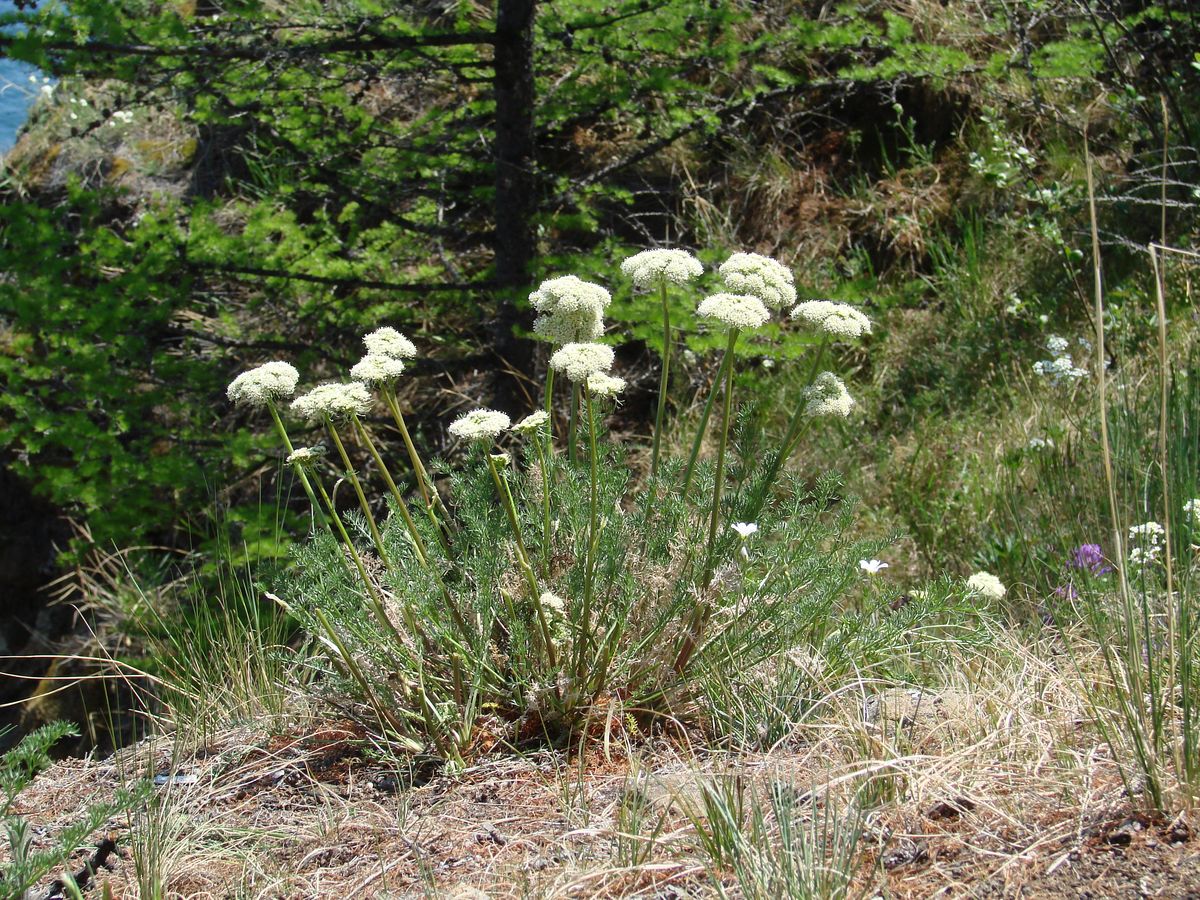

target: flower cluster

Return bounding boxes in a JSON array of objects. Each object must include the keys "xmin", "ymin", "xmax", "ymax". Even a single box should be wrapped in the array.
[
  {"xmin": 350, "ymin": 353, "xmax": 406, "ymax": 385},
  {"xmin": 530, "ymin": 275, "xmax": 611, "ymax": 345},
  {"xmin": 803, "ymin": 372, "xmax": 855, "ymax": 419},
  {"xmin": 448, "ymin": 409, "xmax": 512, "ymax": 443},
  {"xmin": 549, "ymin": 342, "xmax": 615, "ymax": 383},
  {"xmin": 1069, "ymin": 543, "xmax": 1112, "ymax": 575},
  {"xmin": 718, "ymin": 252, "xmax": 796, "ymax": 310},
  {"xmin": 364, "ymin": 327, "xmax": 417, "ymax": 359},
  {"xmin": 1184, "ymin": 498, "xmax": 1200, "ymax": 527},
  {"xmin": 967, "ymin": 571, "xmax": 1006, "ymax": 601},
  {"xmin": 286, "ymin": 446, "xmax": 326, "ymax": 468},
  {"xmin": 696, "ymin": 292, "xmax": 770, "ymax": 331},
  {"xmin": 291, "ymin": 382, "xmax": 373, "ymax": 422},
  {"xmin": 1128, "ymin": 521, "xmax": 1165, "ymax": 567},
  {"xmin": 620, "ymin": 249, "xmax": 703, "ymax": 288},
  {"xmin": 1033, "ymin": 335, "xmax": 1087, "ymax": 385},
  {"xmin": 791, "ymin": 300, "xmax": 872, "ymax": 339},
  {"xmin": 227, "ymin": 361, "xmax": 300, "ymax": 409},
  {"xmin": 511, "ymin": 410, "xmax": 550, "ymax": 435}
]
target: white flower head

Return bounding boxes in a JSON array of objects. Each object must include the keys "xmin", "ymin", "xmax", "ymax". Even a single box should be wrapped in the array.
[
  {"xmin": 530, "ymin": 275, "xmax": 612, "ymax": 316},
  {"xmin": 227, "ymin": 361, "xmax": 300, "ymax": 409},
  {"xmin": 350, "ymin": 353, "xmax": 405, "ymax": 385},
  {"xmin": 490, "ymin": 451, "xmax": 511, "ymax": 467},
  {"xmin": 286, "ymin": 445, "xmax": 326, "ymax": 468},
  {"xmin": 731, "ymin": 522, "xmax": 758, "ymax": 539},
  {"xmin": 859, "ymin": 558, "xmax": 889, "ymax": 575},
  {"xmin": 539, "ymin": 591, "xmax": 566, "ymax": 616},
  {"xmin": 549, "ymin": 342, "xmax": 615, "ymax": 383},
  {"xmin": 533, "ymin": 307, "xmax": 605, "ymax": 345},
  {"xmin": 719, "ymin": 252, "xmax": 797, "ymax": 310},
  {"xmin": 620, "ymin": 248, "xmax": 704, "ymax": 288},
  {"xmin": 803, "ymin": 372, "xmax": 855, "ymax": 419},
  {"xmin": 1184, "ymin": 499, "xmax": 1200, "ymax": 525},
  {"xmin": 790, "ymin": 301, "xmax": 872, "ymax": 339},
  {"xmin": 586, "ymin": 372, "xmax": 626, "ymax": 398},
  {"xmin": 696, "ymin": 292, "xmax": 770, "ymax": 331},
  {"xmin": 290, "ymin": 382, "xmax": 373, "ymax": 422},
  {"xmin": 511, "ymin": 410, "xmax": 550, "ymax": 434},
  {"xmin": 1129, "ymin": 521, "xmax": 1165, "ymax": 544},
  {"xmin": 363, "ymin": 327, "xmax": 417, "ymax": 359},
  {"xmin": 966, "ymin": 571, "xmax": 1006, "ymax": 601},
  {"xmin": 448, "ymin": 408, "xmax": 511, "ymax": 442},
  {"xmin": 1046, "ymin": 334, "xmax": 1070, "ymax": 355}
]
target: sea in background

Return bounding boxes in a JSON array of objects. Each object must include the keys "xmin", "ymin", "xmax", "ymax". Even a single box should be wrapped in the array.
[{"xmin": 0, "ymin": 0, "xmax": 44, "ymax": 154}]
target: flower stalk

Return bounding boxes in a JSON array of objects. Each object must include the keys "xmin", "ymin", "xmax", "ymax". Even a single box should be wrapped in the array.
[
  {"xmin": 326, "ymin": 419, "xmax": 390, "ymax": 566},
  {"xmin": 651, "ymin": 278, "xmax": 671, "ymax": 479},
  {"xmin": 702, "ymin": 328, "xmax": 740, "ymax": 588}
]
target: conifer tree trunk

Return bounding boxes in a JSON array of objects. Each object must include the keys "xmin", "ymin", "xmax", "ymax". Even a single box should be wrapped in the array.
[{"xmin": 491, "ymin": 0, "xmax": 537, "ymax": 411}]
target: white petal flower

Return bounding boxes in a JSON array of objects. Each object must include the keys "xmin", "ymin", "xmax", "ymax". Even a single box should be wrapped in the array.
[
  {"xmin": 227, "ymin": 361, "xmax": 300, "ymax": 409},
  {"xmin": 803, "ymin": 372, "xmax": 855, "ymax": 418},
  {"xmin": 966, "ymin": 571, "xmax": 1006, "ymax": 601},
  {"xmin": 363, "ymin": 327, "xmax": 417, "ymax": 359},
  {"xmin": 350, "ymin": 353, "xmax": 405, "ymax": 384},
  {"xmin": 696, "ymin": 293, "xmax": 770, "ymax": 330},
  {"xmin": 859, "ymin": 558, "xmax": 888, "ymax": 575},
  {"xmin": 533, "ymin": 307, "xmax": 604, "ymax": 344},
  {"xmin": 731, "ymin": 522, "xmax": 758, "ymax": 538},
  {"xmin": 285, "ymin": 446, "xmax": 326, "ymax": 468},
  {"xmin": 511, "ymin": 410, "xmax": 550, "ymax": 434},
  {"xmin": 448, "ymin": 408, "xmax": 511, "ymax": 442},
  {"xmin": 790, "ymin": 300, "xmax": 872, "ymax": 338},
  {"xmin": 719, "ymin": 252, "xmax": 797, "ymax": 310},
  {"xmin": 529, "ymin": 275, "xmax": 611, "ymax": 316},
  {"xmin": 290, "ymin": 382, "xmax": 373, "ymax": 422},
  {"xmin": 620, "ymin": 248, "xmax": 704, "ymax": 287},
  {"xmin": 490, "ymin": 451, "xmax": 511, "ymax": 466},
  {"xmin": 586, "ymin": 372, "xmax": 626, "ymax": 398},
  {"xmin": 549, "ymin": 342, "xmax": 615, "ymax": 383}
]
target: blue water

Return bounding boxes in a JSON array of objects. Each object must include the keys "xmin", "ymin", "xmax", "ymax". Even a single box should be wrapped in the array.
[{"xmin": 0, "ymin": 0, "xmax": 44, "ymax": 153}]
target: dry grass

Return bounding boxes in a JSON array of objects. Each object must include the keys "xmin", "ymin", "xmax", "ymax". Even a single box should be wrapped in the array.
[{"xmin": 7, "ymin": 626, "xmax": 1199, "ymax": 898}]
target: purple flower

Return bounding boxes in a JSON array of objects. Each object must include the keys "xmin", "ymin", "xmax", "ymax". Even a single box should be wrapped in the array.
[
  {"xmin": 1069, "ymin": 543, "xmax": 1112, "ymax": 575},
  {"xmin": 1053, "ymin": 583, "xmax": 1078, "ymax": 601}
]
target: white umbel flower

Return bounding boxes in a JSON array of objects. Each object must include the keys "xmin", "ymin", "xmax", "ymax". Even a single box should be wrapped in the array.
[
  {"xmin": 533, "ymin": 307, "xmax": 604, "ymax": 344},
  {"xmin": 290, "ymin": 382, "xmax": 373, "ymax": 422},
  {"xmin": 803, "ymin": 372, "xmax": 855, "ymax": 418},
  {"xmin": 790, "ymin": 301, "xmax": 872, "ymax": 338},
  {"xmin": 549, "ymin": 342, "xmax": 615, "ymax": 383},
  {"xmin": 286, "ymin": 446, "xmax": 326, "ymax": 468},
  {"xmin": 966, "ymin": 571, "xmax": 1006, "ymax": 601},
  {"xmin": 539, "ymin": 591, "xmax": 567, "ymax": 617},
  {"xmin": 530, "ymin": 275, "xmax": 612, "ymax": 316},
  {"xmin": 719, "ymin": 252, "xmax": 797, "ymax": 310},
  {"xmin": 363, "ymin": 327, "xmax": 417, "ymax": 359},
  {"xmin": 696, "ymin": 293, "xmax": 770, "ymax": 330},
  {"xmin": 448, "ymin": 408, "xmax": 511, "ymax": 442},
  {"xmin": 227, "ymin": 361, "xmax": 300, "ymax": 409},
  {"xmin": 620, "ymin": 248, "xmax": 703, "ymax": 287},
  {"xmin": 350, "ymin": 353, "xmax": 406, "ymax": 384},
  {"xmin": 511, "ymin": 410, "xmax": 550, "ymax": 434},
  {"xmin": 586, "ymin": 372, "xmax": 626, "ymax": 398}
]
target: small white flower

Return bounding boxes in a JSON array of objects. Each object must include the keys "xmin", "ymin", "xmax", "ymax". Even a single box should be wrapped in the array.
[
  {"xmin": 350, "ymin": 353, "xmax": 405, "ymax": 384},
  {"xmin": 529, "ymin": 275, "xmax": 611, "ymax": 316},
  {"xmin": 719, "ymin": 252, "xmax": 797, "ymax": 310},
  {"xmin": 227, "ymin": 361, "xmax": 300, "ymax": 409},
  {"xmin": 539, "ymin": 592, "xmax": 567, "ymax": 616},
  {"xmin": 363, "ymin": 327, "xmax": 417, "ymax": 359},
  {"xmin": 696, "ymin": 292, "xmax": 770, "ymax": 330},
  {"xmin": 620, "ymin": 248, "xmax": 703, "ymax": 287},
  {"xmin": 533, "ymin": 307, "xmax": 605, "ymax": 345},
  {"xmin": 1184, "ymin": 499, "xmax": 1200, "ymax": 525},
  {"xmin": 549, "ymin": 342, "xmax": 615, "ymax": 383},
  {"xmin": 761, "ymin": 358, "xmax": 775, "ymax": 369},
  {"xmin": 290, "ymin": 382, "xmax": 373, "ymax": 422},
  {"xmin": 1027, "ymin": 436, "xmax": 1053, "ymax": 450},
  {"xmin": 1129, "ymin": 521, "xmax": 1165, "ymax": 544},
  {"xmin": 285, "ymin": 446, "xmax": 326, "ymax": 467},
  {"xmin": 803, "ymin": 372, "xmax": 854, "ymax": 418},
  {"xmin": 730, "ymin": 522, "xmax": 758, "ymax": 538},
  {"xmin": 1129, "ymin": 546, "xmax": 1160, "ymax": 567},
  {"xmin": 511, "ymin": 410, "xmax": 550, "ymax": 434},
  {"xmin": 966, "ymin": 571, "xmax": 1006, "ymax": 601},
  {"xmin": 586, "ymin": 372, "xmax": 625, "ymax": 398},
  {"xmin": 448, "ymin": 408, "xmax": 511, "ymax": 442},
  {"xmin": 682, "ymin": 349, "xmax": 698, "ymax": 366},
  {"xmin": 1046, "ymin": 334, "xmax": 1069, "ymax": 355},
  {"xmin": 859, "ymin": 559, "xmax": 888, "ymax": 575},
  {"xmin": 790, "ymin": 300, "xmax": 872, "ymax": 338},
  {"xmin": 490, "ymin": 451, "xmax": 511, "ymax": 466}
]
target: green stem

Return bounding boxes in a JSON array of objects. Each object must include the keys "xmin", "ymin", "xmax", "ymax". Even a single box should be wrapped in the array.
[
  {"xmin": 266, "ymin": 403, "xmax": 327, "ymax": 532},
  {"xmin": 702, "ymin": 329, "xmax": 739, "ymax": 588},
  {"xmin": 578, "ymin": 388, "xmax": 601, "ymax": 677},
  {"xmin": 651, "ymin": 278, "xmax": 671, "ymax": 480},
  {"xmin": 568, "ymin": 382, "xmax": 580, "ymax": 465},
  {"xmin": 352, "ymin": 416, "xmax": 429, "ymax": 568},
  {"xmin": 544, "ymin": 366, "xmax": 556, "ymax": 445},
  {"xmin": 534, "ymin": 433, "xmax": 553, "ymax": 580},
  {"xmin": 327, "ymin": 420, "xmax": 390, "ymax": 566},
  {"xmin": 486, "ymin": 454, "xmax": 556, "ymax": 668},
  {"xmin": 381, "ymin": 386, "xmax": 454, "ymax": 541},
  {"xmin": 680, "ymin": 340, "xmax": 737, "ymax": 502}
]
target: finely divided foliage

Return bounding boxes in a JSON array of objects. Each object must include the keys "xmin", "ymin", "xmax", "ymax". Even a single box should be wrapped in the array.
[{"xmin": 227, "ymin": 249, "xmax": 876, "ymax": 762}]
